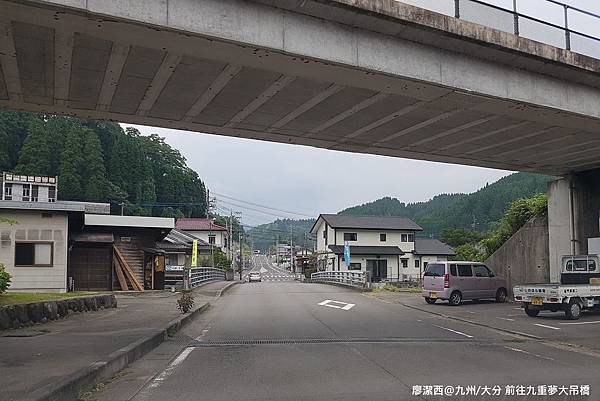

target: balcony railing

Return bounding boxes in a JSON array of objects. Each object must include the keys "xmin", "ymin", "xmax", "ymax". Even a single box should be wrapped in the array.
[{"xmin": 400, "ymin": 0, "xmax": 600, "ymax": 59}]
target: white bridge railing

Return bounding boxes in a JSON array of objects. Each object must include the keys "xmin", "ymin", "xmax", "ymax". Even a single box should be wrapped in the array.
[
  {"xmin": 189, "ymin": 267, "xmax": 226, "ymax": 288},
  {"xmin": 165, "ymin": 267, "xmax": 226, "ymax": 289},
  {"xmin": 310, "ymin": 271, "xmax": 369, "ymax": 289}
]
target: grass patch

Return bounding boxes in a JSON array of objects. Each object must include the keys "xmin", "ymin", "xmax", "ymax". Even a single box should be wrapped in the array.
[
  {"xmin": 0, "ymin": 292, "xmax": 98, "ymax": 306},
  {"xmin": 372, "ymin": 284, "xmax": 421, "ymax": 293}
]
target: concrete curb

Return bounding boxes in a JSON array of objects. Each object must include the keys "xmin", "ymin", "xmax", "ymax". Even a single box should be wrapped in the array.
[
  {"xmin": 22, "ymin": 282, "xmax": 235, "ymax": 401},
  {"xmin": 215, "ymin": 280, "xmax": 239, "ymax": 298}
]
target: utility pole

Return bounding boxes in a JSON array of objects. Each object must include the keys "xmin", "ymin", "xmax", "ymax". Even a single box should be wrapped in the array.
[
  {"xmin": 290, "ymin": 226, "xmax": 294, "ymax": 273},
  {"xmin": 276, "ymin": 234, "xmax": 279, "ymax": 266},
  {"xmin": 206, "ymin": 189, "xmax": 214, "ymax": 267},
  {"xmin": 120, "ymin": 202, "xmax": 124, "ymax": 216},
  {"xmin": 238, "ymin": 231, "xmax": 243, "ymax": 280}
]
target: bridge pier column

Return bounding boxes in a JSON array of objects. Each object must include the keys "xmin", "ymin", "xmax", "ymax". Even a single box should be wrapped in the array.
[{"xmin": 548, "ymin": 169, "xmax": 600, "ymax": 282}]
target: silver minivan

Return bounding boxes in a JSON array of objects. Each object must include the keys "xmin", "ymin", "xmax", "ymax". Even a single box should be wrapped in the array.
[{"xmin": 421, "ymin": 261, "xmax": 508, "ymax": 305}]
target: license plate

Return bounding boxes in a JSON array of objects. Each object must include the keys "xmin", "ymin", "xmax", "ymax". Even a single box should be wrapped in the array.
[
  {"xmin": 531, "ymin": 297, "xmax": 543, "ymax": 306},
  {"xmin": 429, "ymin": 292, "xmax": 437, "ymax": 299}
]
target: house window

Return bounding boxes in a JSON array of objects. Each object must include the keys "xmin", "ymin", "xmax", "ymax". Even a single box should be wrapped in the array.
[
  {"xmin": 4, "ymin": 184, "xmax": 12, "ymax": 200},
  {"xmin": 380, "ymin": 233, "xmax": 386, "ymax": 242},
  {"xmin": 401, "ymin": 258, "xmax": 408, "ymax": 268},
  {"xmin": 323, "ymin": 228, "xmax": 328, "ymax": 245},
  {"xmin": 208, "ymin": 235, "xmax": 216, "ymax": 245},
  {"xmin": 343, "ymin": 233, "xmax": 357, "ymax": 241},
  {"xmin": 15, "ymin": 242, "xmax": 53, "ymax": 266},
  {"xmin": 22, "ymin": 185, "xmax": 30, "ymax": 201},
  {"xmin": 401, "ymin": 233, "xmax": 414, "ymax": 242},
  {"xmin": 48, "ymin": 186, "xmax": 56, "ymax": 202},
  {"xmin": 31, "ymin": 185, "xmax": 39, "ymax": 202},
  {"xmin": 415, "ymin": 259, "xmax": 420, "ymax": 268},
  {"xmin": 348, "ymin": 262, "xmax": 361, "ymax": 270}
]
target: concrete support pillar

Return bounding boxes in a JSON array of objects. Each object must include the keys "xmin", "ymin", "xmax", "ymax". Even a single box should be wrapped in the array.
[
  {"xmin": 548, "ymin": 178, "xmax": 574, "ymax": 282},
  {"xmin": 548, "ymin": 169, "xmax": 600, "ymax": 283}
]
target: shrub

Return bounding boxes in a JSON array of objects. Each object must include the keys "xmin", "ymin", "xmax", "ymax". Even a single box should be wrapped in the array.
[
  {"xmin": 0, "ymin": 263, "xmax": 11, "ymax": 294},
  {"xmin": 304, "ymin": 267, "xmax": 317, "ymax": 279},
  {"xmin": 176, "ymin": 290, "xmax": 194, "ymax": 313}
]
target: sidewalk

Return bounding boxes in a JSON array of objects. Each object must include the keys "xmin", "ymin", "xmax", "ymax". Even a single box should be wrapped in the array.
[{"xmin": 0, "ymin": 280, "xmax": 238, "ymax": 401}]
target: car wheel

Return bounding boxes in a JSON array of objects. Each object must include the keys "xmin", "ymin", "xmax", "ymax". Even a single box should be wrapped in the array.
[
  {"xmin": 564, "ymin": 300, "xmax": 582, "ymax": 320},
  {"xmin": 425, "ymin": 297, "xmax": 437, "ymax": 304},
  {"xmin": 495, "ymin": 288, "xmax": 508, "ymax": 303},
  {"xmin": 448, "ymin": 291, "xmax": 462, "ymax": 306},
  {"xmin": 524, "ymin": 303, "xmax": 540, "ymax": 317}
]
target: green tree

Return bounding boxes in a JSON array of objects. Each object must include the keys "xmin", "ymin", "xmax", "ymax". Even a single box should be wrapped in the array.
[
  {"xmin": 14, "ymin": 118, "xmax": 52, "ymax": 175},
  {"xmin": 452, "ymin": 244, "xmax": 486, "ymax": 262},
  {"xmin": 441, "ymin": 228, "xmax": 484, "ymax": 248},
  {"xmin": 58, "ymin": 128, "xmax": 84, "ymax": 200},
  {"xmin": 82, "ymin": 130, "xmax": 108, "ymax": 201},
  {"xmin": 0, "ymin": 263, "xmax": 11, "ymax": 294}
]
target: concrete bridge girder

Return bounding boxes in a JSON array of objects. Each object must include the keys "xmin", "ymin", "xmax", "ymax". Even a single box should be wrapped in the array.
[{"xmin": 0, "ymin": 0, "xmax": 599, "ymax": 175}]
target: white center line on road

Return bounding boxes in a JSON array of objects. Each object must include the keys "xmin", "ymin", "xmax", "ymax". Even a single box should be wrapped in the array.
[
  {"xmin": 465, "ymin": 311, "xmax": 476, "ymax": 314},
  {"xmin": 559, "ymin": 320, "xmax": 600, "ymax": 325},
  {"xmin": 534, "ymin": 323, "xmax": 561, "ymax": 330},
  {"xmin": 433, "ymin": 324, "xmax": 474, "ymax": 338},
  {"xmin": 496, "ymin": 317, "xmax": 515, "ymax": 322}
]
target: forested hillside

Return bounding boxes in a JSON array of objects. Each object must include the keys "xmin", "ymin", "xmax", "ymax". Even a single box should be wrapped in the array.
[
  {"xmin": 0, "ymin": 111, "xmax": 207, "ymax": 217},
  {"xmin": 339, "ymin": 172, "xmax": 554, "ymax": 235},
  {"xmin": 248, "ymin": 172, "xmax": 554, "ymax": 251}
]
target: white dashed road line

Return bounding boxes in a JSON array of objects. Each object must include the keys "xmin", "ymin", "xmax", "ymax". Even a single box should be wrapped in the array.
[
  {"xmin": 145, "ymin": 347, "xmax": 195, "ymax": 391},
  {"xmin": 534, "ymin": 323, "xmax": 561, "ymax": 330},
  {"xmin": 504, "ymin": 346, "xmax": 554, "ymax": 361},
  {"xmin": 496, "ymin": 317, "xmax": 515, "ymax": 322},
  {"xmin": 433, "ymin": 324, "xmax": 474, "ymax": 338}
]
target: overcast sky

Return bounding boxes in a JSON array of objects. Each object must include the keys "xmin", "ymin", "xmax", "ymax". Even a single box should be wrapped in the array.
[
  {"xmin": 131, "ymin": 125, "xmax": 510, "ymax": 226},
  {"xmin": 127, "ymin": 1, "xmax": 599, "ymax": 226}
]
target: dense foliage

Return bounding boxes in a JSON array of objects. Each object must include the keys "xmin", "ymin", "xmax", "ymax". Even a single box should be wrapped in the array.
[
  {"xmin": 0, "ymin": 111, "xmax": 207, "ymax": 217},
  {"xmin": 0, "ymin": 263, "xmax": 11, "ymax": 294},
  {"xmin": 451, "ymin": 194, "xmax": 548, "ymax": 262},
  {"xmin": 339, "ymin": 173, "xmax": 553, "ymax": 236}
]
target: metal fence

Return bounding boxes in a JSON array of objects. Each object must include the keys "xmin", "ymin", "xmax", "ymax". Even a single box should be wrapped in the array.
[
  {"xmin": 310, "ymin": 271, "xmax": 370, "ymax": 289},
  {"xmin": 165, "ymin": 267, "xmax": 226, "ymax": 289},
  {"xmin": 400, "ymin": 0, "xmax": 600, "ymax": 59}
]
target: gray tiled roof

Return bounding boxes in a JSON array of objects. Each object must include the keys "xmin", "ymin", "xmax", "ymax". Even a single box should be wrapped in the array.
[
  {"xmin": 328, "ymin": 245, "xmax": 404, "ymax": 256},
  {"xmin": 414, "ymin": 238, "xmax": 456, "ymax": 256},
  {"xmin": 312, "ymin": 214, "xmax": 422, "ymax": 232}
]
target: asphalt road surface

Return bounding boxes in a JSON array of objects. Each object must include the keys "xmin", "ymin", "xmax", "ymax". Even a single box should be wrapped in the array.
[
  {"xmin": 247, "ymin": 254, "xmax": 297, "ymax": 282},
  {"xmin": 96, "ymin": 261, "xmax": 600, "ymax": 401}
]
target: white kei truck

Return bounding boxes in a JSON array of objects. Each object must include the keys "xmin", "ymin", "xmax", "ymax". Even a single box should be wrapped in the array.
[{"xmin": 513, "ymin": 255, "xmax": 600, "ymax": 320}]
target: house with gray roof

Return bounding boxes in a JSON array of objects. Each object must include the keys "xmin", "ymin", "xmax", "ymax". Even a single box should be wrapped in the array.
[{"xmin": 310, "ymin": 214, "xmax": 454, "ymax": 282}]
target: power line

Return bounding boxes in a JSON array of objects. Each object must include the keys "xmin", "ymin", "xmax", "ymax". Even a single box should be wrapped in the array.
[{"xmin": 212, "ymin": 192, "xmax": 314, "ymax": 218}]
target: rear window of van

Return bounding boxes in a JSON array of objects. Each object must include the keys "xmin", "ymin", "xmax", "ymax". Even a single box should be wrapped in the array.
[{"xmin": 424, "ymin": 263, "xmax": 445, "ymax": 277}]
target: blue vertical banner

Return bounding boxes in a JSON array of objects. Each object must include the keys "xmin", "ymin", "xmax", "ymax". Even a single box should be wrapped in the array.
[{"xmin": 344, "ymin": 241, "xmax": 350, "ymax": 267}]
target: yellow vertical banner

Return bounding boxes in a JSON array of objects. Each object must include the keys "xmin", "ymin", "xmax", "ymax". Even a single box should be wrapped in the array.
[{"xmin": 192, "ymin": 240, "xmax": 198, "ymax": 267}]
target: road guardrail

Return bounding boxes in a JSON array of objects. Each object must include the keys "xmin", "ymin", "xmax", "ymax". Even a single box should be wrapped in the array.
[
  {"xmin": 310, "ymin": 271, "xmax": 369, "ymax": 289},
  {"xmin": 165, "ymin": 267, "xmax": 226, "ymax": 290}
]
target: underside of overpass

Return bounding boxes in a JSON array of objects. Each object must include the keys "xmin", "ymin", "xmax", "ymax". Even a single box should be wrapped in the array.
[{"xmin": 1, "ymin": 0, "xmax": 600, "ymax": 176}]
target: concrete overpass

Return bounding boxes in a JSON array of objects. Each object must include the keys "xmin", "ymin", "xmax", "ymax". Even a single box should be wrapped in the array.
[
  {"xmin": 1, "ymin": 0, "xmax": 600, "ymax": 176},
  {"xmin": 2, "ymin": 0, "xmax": 600, "ymax": 280}
]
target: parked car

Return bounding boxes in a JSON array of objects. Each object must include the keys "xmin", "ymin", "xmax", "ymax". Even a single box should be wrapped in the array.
[
  {"xmin": 422, "ymin": 262, "xmax": 507, "ymax": 305},
  {"xmin": 248, "ymin": 272, "xmax": 262, "ymax": 283}
]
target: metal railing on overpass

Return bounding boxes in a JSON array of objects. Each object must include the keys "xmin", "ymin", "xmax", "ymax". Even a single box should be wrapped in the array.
[
  {"xmin": 310, "ymin": 271, "xmax": 370, "ymax": 289},
  {"xmin": 165, "ymin": 267, "xmax": 226, "ymax": 289},
  {"xmin": 400, "ymin": 0, "xmax": 600, "ymax": 59}
]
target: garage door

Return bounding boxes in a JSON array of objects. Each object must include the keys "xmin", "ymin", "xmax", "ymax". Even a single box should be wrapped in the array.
[{"xmin": 70, "ymin": 246, "xmax": 112, "ymax": 291}]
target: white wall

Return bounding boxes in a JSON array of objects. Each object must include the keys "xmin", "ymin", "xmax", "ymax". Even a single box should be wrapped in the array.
[
  {"xmin": 0, "ymin": 210, "xmax": 68, "ymax": 292},
  {"xmin": 186, "ymin": 230, "xmax": 227, "ymax": 252},
  {"xmin": 335, "ymin": 229, "xmax": 415, "ymax": 251}
]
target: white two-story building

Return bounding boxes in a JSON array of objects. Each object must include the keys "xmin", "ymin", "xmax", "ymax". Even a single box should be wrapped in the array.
[{"xmin": 310, "ymin": 214, "xmax": 455, "ymax": 282}]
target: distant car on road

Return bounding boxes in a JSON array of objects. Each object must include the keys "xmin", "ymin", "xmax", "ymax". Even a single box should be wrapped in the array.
[
  {"xmin": 422, "ymin": 261, "xmax": 507, "ymax": 306},
  {"xmin": 248, "ymin": 272, "xmax": 262, "ymax": 283}
]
